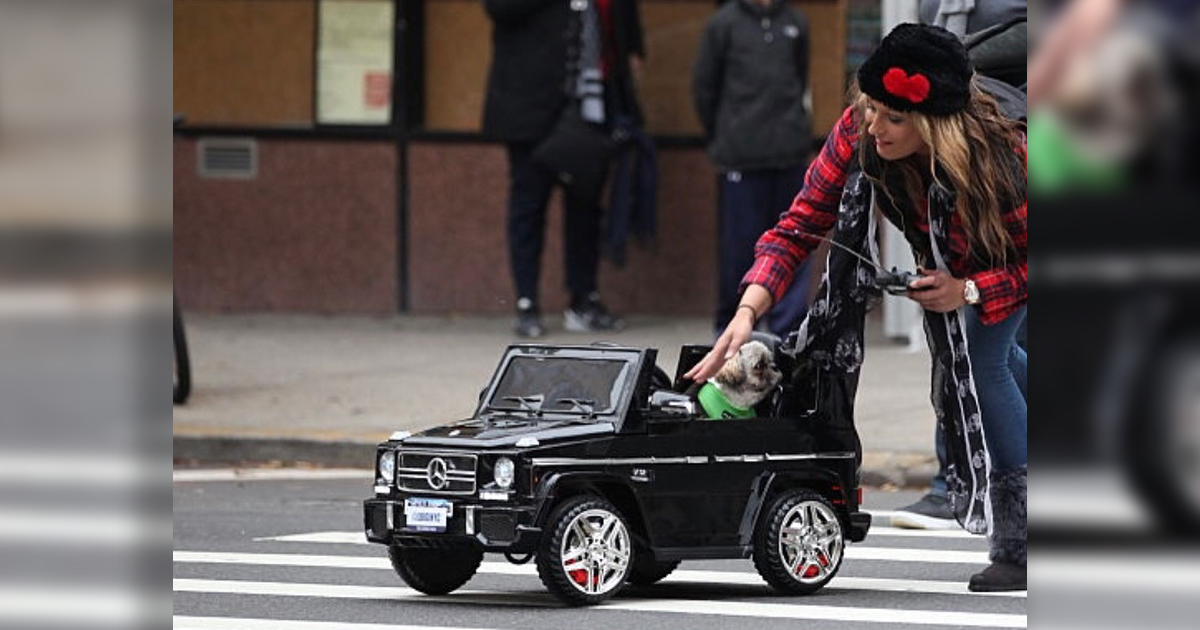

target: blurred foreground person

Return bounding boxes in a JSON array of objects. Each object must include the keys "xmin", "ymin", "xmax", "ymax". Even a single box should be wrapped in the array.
[{"xmin": 686, "ymin": 24, "xmax": 1028, "ymax": 591}]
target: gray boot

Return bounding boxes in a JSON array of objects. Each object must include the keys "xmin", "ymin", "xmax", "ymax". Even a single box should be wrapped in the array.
[{"xmin": 969, "ymin": 467, "xmax": 1027, "ymax": 592}]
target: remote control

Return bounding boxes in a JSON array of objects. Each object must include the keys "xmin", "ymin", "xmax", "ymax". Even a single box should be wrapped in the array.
[{"xmin": 875, "ymin": 267, "xmax": 925, "ymax": 295}]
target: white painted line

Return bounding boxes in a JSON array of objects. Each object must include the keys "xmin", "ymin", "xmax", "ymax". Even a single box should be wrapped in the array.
[
  {"xmin": 174, "ymin": 617, "xmax": 495, "ymax": 630},
  {"xmin": 173, "ymin": 579, "xmax": 1026, "ymax": 628},
  {"xmin": 1028, "ymin": 469, "xmax": 1153, "ymax": 528},
  {"xmin": 851, "ymin": 547, "xmax": 988, "ymax": 564},
  {"xmin": 869, "ymin": 524, "xmax": 978, "ymax": 539},
  {"xmin": 173, "ymin": 468, "xmax": 373, "ymax": 483},
  {"xmin": 0, "ymin": 586, "xmax": 147, "ymax": 624},
  {"xmin": 1034, "ymin": 553, "xmax": 1200, "ymax": 594},
  {"xmin": 0, "ymin": 452, "xmax": 148, "ymax": 486},
  {"xmin": 257, "ymin": 525, "xmax": 981, "ymax": 543},
  {"xmin": 254, "ymin": 531, "xmax": 368, "ymax": 544},
  {"xmin": 254, "ymin": 531, "xmax": 990, "ymax": 564},
  {"xmin": 173, "ymin": 551, "xmax": 1022, "ymax": 598},
  {"xmin": 0, "ymin": 509, "xmax": 170, "ymax": 545}
]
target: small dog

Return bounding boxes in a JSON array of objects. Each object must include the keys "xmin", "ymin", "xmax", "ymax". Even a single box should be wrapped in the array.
[{"xmin": 697, "ymin": 340, "xmax": 783, "ymax": 419}]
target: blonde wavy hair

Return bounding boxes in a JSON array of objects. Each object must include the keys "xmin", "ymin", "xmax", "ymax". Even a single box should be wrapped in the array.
[{"xmin": 853, "ymin": 80, "xmax": 1026, "ymax": 268}]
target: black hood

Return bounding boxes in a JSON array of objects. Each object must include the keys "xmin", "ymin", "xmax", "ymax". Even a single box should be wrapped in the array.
[{"xmin": 402, "ymin": 413, "xmax": 616, "ymax": 449}]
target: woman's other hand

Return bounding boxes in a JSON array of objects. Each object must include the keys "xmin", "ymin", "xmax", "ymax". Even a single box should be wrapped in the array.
[
  {"xmin": 907, "ymin": 267, "xmax": 968, "ymax": 312},
  {"xmin": 684, "ymin": 284, "xmax": 773, "ymax": 383},
  {"xmin": 683, "ymin": 308, "xmax": 755, "ymax": 383}
]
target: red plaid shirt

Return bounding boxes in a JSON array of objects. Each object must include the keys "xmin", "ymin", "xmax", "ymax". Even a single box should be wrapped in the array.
[{"xmin": 742, "ymin": 106, "xmax": 1027, "ymax": 325}]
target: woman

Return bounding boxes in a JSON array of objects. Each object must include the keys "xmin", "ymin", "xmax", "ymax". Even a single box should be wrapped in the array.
[{"xmin": 685, "ymin": 24, "xmax": 1027, "ymax": 592}]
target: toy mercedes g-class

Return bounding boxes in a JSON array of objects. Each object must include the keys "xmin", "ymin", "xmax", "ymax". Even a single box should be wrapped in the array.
[{"xmin": 363, "ymin": 341, "xmax": 870, "ymax": 605}]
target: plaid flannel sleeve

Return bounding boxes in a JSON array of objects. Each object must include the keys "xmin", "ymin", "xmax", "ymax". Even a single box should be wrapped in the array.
[
  {"xmin": 740, "ymin": 106, "xmax": 859, "ymax": 304},
  {"xmin": 970, "ymin": 198, "xmax": 1027, "ymax": 325},
  {"xmin": 969, "ymin": 141, "xmax": 1027, "ymax": 325}
]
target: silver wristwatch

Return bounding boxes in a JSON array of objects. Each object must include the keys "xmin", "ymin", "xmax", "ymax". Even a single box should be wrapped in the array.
[{"xmin": 963, "ymin": 279, "xmax": 981, "ymax": 305}]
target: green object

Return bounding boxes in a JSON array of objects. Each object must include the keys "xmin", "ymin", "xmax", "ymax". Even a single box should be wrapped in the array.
[
  {"xmin": 1027, "ymin": 113, "xmax": 1125, "ymax": 194},
  {"xmin": 697, "ymin": 382, "xmax": 755, "ymax": 420}
]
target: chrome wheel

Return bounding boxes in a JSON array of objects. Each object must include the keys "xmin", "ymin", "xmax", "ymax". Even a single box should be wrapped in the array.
[
  {"xmin": 754, "ymin": 489, "xmax": 845, "ymax": 594},
  {"xmin": 777, "ymin": 500, "xmax": 844, "ymax": 584},
  {"xmin": 559, "ymin": 508, "xmax": 631, "ymax": 595}
]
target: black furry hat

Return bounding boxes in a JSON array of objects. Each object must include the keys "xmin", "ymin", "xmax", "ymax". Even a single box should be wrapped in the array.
[{"xmin": 857, "ymin": 23, "xmax": 972, "ymax": 116}]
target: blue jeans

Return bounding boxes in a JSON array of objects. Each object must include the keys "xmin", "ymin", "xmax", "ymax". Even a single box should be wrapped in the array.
[
  {"xmin": 932, "ymin": 305, "xmax": 1028, "ymax": 494},
  {"xmin": 716, "ymin": 167, "xmax": 812, "ymax": 338}
]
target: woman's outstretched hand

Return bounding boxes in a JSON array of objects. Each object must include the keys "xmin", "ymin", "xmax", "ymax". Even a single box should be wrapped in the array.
[
  {"xmin": 907, "ymin": 267, "xmax": 969, "ymax": 312},
  {"xmin": 683, "ymin": 307, "xmax": 756, "ymax": 383}
]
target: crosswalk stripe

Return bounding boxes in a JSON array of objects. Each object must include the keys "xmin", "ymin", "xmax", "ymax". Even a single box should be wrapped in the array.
[
  {"xmin": 174, "ymin": 616, "xmax": 493, "ymax": 630},
  {"xmin": 173, "ymin": 579, "xmax": 1025, "ymax": 628},
  {"xmin": 252, "ymin": 531, "xmax": 990, "ymax": 564},
  {"xmin": 173, "ymin": 551, "xmax": 1023, "ymax": 598},
  {"xmin": 255, "ymin": 525, "xmax": 979, "ymax": 542}
]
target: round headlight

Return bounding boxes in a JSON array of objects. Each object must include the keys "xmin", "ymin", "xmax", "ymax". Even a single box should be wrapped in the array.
[
  {"xmin": 493, "ymin": 456, "xmax": 515, "ymax": 489},
  {"xmin": 378, "ymin": 451, "xmax": 396, "ymax": 482}
]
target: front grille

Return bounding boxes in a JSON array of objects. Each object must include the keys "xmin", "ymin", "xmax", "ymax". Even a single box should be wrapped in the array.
[
  {"xmin": 479, "ymin": 512, "xmax": 516, "ymax": 543},
  {"xmin": 397, "ymin": 451, "xmax": 477, "ymax": 495}
]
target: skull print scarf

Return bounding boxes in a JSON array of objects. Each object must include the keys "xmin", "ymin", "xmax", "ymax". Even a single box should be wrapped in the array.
[{"xmin": 784, "ymin": 168, "xmax": 992, "ymax": 535}]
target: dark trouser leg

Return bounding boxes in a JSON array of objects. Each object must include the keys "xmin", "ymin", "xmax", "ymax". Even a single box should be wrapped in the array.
[
  {"xmin": 506, "ymin": 143, "xmax": 556, "ymax": 304},
  {"xmin": 561, "ymin": 170, "xmax": 606, "ymax": 300},
  {"xmin": 762, "ymin": 164, "xmax": 812, "ymax": 337},
  {"xmin": 716, "ymin": 170, "xmax": 770, "ymax": 332}
]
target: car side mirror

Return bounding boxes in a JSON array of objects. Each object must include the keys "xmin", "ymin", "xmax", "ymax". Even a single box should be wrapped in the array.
[{"xmin": 648, "ymin": 390, "xmax": 696, "ymax": 418}]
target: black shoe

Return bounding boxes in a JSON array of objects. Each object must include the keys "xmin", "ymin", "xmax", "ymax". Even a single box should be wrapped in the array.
[
  {"xmin": 514, "ymin": 298, "xmax": 545, "ymax": 338},
  {"xmin": 564, "ymin": 293, "xmax": 624, "ymax": 333},
  {"xmin": 891, "ymin": 493, "xmax": 957, "ymax": 530},
  {"xmin": 968, "ymin": 562, "xmax": 1026, "ymax": 592}
]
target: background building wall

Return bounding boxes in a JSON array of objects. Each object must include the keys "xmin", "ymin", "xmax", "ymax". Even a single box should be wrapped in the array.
[
  {"xmin": 173, "ymin": 0, "xmax": 848, "ymax": 315},
  {"xmin": 173, "ymin": 138, "xmax": 398, "ymax": 313}
]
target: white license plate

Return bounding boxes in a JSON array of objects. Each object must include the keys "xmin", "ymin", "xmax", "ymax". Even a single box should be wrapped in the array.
[{"xmin": 405, "ymin": 497, "xmax": 452, "ymax": 532}]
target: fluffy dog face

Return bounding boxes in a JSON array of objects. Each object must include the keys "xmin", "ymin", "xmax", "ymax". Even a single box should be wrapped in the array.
[{"xmin": 711, "ymin": 340, "xmax": 783, "ymax": 411}]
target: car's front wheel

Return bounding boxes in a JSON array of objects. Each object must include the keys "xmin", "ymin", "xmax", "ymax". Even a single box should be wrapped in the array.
[
  {"xmin": 753, "ymin": 489, "xmax": 845, "ymax": 594},
  {"xmin": 537, "ymin": 495, "xmax": 633, "ymax": 605},
  {"xmin": 388, "ymin": 545, "xmax": 483, "ymax": 595}
]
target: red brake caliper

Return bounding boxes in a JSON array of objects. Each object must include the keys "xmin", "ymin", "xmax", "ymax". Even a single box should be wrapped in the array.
[
  {"xmin": 800, "ymin": 549, "xmax": 830, "ymax": 578},
  {"xmin": 569, "ymin": 570, "xmax": 589, "ymax": 586}
]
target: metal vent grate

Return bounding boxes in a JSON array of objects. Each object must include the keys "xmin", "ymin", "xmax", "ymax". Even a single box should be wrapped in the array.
[
  {"xmin": 479, "ymin": 512, "xmax": 516, "ymax": 543},
  {"xmin": 198, "ymin": 138, "xmax": 257, "ymax": 179}
]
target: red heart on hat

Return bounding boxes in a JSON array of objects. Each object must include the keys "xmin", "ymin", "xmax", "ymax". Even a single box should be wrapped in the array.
[{"xmin": 882, "ymin": 67, "xmax": 930, "ymax": 104}]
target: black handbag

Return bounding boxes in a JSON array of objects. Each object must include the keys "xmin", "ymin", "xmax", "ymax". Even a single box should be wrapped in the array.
[{"xmin": 531, "ymin": 106, "xmax": 616, "ymax": 192}]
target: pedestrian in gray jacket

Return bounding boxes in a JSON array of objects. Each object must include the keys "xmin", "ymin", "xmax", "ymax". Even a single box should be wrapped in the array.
[{"xmin": 692, "ymin": 0, "xmax": 814, "ymax": 338}]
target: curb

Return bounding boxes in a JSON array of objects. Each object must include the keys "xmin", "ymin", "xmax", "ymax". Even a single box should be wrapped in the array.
[
  {"xmin": 173, "ymin": 436, "xmax": 377, "ymax": 470},
  {"xmin": 173, "ymin": 435, "xmax": 936, "ymax": 489}
]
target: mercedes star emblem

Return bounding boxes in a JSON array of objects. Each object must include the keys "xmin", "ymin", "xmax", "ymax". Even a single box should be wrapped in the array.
[{"xmin": 426, "ymin": 457, "xmax": 449, "ymax": 490}]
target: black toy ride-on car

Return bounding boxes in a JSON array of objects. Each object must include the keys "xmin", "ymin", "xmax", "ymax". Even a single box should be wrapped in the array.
[{"xmin": 363, "ymin": 342, "xmax": 871, "ymax": 605}]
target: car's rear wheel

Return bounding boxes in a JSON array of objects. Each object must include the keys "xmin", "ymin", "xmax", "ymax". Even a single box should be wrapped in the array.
[
  {"xmin": 537, "ymin": 495, "xmax": 633, "ymax": 605},
  {"xmin": 627, "ymin": 553, "xmax": 680, "ymax": 586},
  {"xmin": 753, "ymin": 489, "xmax": 845, "ymax": 594},
  {"xmin": 388, "ymin": 545, "xmax": 483, "ymax": 595},
  {"xmin": 1126, "ymin": 336, "xmax": 1200, "ymax": 536}
]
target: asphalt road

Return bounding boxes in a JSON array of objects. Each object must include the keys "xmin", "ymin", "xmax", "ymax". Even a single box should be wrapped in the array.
[{"xmin": 173, "ymin": 470, "xmax": 1025, "ymax": 629}]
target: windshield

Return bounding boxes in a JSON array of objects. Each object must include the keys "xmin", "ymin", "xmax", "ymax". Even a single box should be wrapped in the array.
[{"xmin": 486, "ymin": 355, "xmax": 631, "ymax": 416}]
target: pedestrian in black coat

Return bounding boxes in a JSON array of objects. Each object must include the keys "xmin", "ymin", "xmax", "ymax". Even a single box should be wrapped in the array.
[{"xmin": 482, "ymin": 0, "xmax": 645, "ymax": 337}]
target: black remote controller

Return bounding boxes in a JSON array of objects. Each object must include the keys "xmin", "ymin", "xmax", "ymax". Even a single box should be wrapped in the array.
[{"xmin": 875, "ymin": 267, "xmax": 925, "ymax": 295}]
